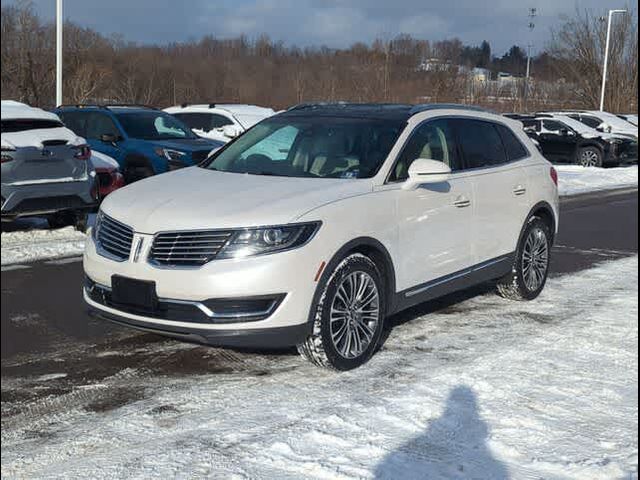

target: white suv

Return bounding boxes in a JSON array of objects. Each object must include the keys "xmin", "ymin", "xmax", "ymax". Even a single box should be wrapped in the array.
[
  {"xmin": 164, "ymin": 104, "xmax": 275, "ymax": 144},
  {"xmin": 84, "ymin": 104, "xmax": 559, "ymax": 371}
]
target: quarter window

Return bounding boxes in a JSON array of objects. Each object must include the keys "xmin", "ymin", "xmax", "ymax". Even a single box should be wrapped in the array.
[
  {"xmin": 455, "ymin": 119, "xmax": 507, "ymax": 169},
  {"xmin": 390, "ymin": 119, "xmax": 459, "ymax": 181},
  {"xmin": 85, "ymin": 113, "xmax": 121, "ymax": 140},
  {"xmin": 497, "ymin": 124, "xmax": 529, "ymax": 161}
]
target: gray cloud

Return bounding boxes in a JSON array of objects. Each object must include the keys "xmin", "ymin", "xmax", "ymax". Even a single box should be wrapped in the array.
[{"xmin": 1, "ymin": 0, "xmax": 634, "ymax": 55}]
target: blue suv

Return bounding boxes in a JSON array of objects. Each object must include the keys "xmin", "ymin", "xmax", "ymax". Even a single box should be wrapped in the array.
[{"xmin": 55, "ymin": 105, "xmax": 224, "ymax": 183}]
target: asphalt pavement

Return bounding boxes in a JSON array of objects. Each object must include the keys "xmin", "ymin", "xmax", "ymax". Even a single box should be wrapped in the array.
[{"xmin": 1, "ymin": 189, "xmax": 637, "ymax": 403}]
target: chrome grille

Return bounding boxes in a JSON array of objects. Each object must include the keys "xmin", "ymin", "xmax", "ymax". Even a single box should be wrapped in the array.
[
  {"xmin": 96, "ymin": 215, "xmax": 134, "ymax": 261},
  {"xmin": 149, "ymin": 230, "xmax": 233, "ymax": 267}
]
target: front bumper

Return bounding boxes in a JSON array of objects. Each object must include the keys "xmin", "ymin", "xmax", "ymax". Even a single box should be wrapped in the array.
[
  {"xmin": 87, "ymin": 302, "xmax": 311, "ymax": 348},
  {"xmin": 83, "ymin": 228, "xmax": 329, "ymax": 346}
]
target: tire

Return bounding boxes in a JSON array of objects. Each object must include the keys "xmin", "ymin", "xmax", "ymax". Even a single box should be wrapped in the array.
[
  {"xmin": 73, "ymin": 211, "xmax": 89, "ymax": 233},
  {"xmin": 496, "ymin": 217, "xmax": 552, "ymax": 301},
  {"xmin": 124, "ymin": 159, "xmax": 154, "ymax": 184},
  {"xmin": 47, "ymin": 212, "xmax": 74, "ymax": 230},
  {"xmin": 578, "ymin": 146, "xmax": 603, "ymax": 168},
  {"xmin": 298, "ymin": 253, "xmax": 386, "ymax": 371},
  {"xmin": 48, "ymin": 211, "xmax": 89, "ymax": 232}
]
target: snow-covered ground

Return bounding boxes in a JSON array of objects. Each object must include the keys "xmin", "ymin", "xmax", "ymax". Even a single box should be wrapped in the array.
[
  {"xmin": 2, "ymin": 256, "xmax": 637, "ymax": 479},
  {"xmin": 557, "ymin": 165, "xmax": 638, "ymax": 197},
  {"xmin": 1, "ymin": 166, "xmax": 637, "ymax": 266}
]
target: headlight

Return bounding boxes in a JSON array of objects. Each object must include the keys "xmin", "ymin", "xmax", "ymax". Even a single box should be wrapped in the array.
[
  {"xmin": 92, "ymin": 210, "xmax": 104, "ymax": 241},
  {"xmin": 217, "ymin": 222, "xmax": 321, "ymax": 259},
  {"xmin": 154, "ymin": 148, "xmax": 186, "ymax": 161},
  {"xmin": 1, "ymin": 146, "xmax": 15, "ymax": 164}
]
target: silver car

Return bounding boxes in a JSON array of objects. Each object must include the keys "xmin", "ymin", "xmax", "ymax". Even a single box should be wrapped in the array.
[{"xmin": 1, "ymin": 101, "xmax": 98, "ymax": 230}]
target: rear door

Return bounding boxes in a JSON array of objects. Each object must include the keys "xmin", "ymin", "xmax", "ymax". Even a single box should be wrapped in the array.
[
  {"xmin": 83, "ymin": 112, "xmax": 125, "ymax": 164},
  {"xmin": 1, "ymin": 119, "xmax": 88, "ymax": 184},
  {"xmin": 453, "ymin": 118, "xmax": 530, "ymax": 264}
]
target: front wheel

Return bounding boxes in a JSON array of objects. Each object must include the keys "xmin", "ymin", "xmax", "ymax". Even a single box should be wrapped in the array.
[
  {"xmin": 298, "ymin": 254, "xmax": 386, "ymax": 371},
  {"xmin": 497, "ymin": 217, "xmax": 552, "ymax": 301}
]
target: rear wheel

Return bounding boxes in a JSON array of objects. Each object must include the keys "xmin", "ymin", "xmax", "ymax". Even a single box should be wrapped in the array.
[
  {"xmin": 578, "ymin": 146, "xmax": 603, "ymax": 168},
  {"xmin": 298, "ymin": 254, "xmax": 385, "ymax": 371},
  {"xmin": 497, "ymin": 217, "xmax": 552, "ymax": 301}
]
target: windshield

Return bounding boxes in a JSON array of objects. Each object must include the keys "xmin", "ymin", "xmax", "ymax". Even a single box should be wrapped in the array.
[
  {"xmin": 203, "ymin": 117, "xmax": 404, "ymax": 179},
  {"xmin": 115, "ymin": 112, "xmax": 197, "ymax": 140},
  {"xmin": 553, "ymin": 116, "xmax": 592, "ymax": 134}
]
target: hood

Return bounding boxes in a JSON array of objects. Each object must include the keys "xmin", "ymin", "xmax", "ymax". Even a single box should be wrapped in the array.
[
  {"xmin": 151, "ymin": 137, "xmax": 223, "ymax": 152},
  {"xmin": 1, "ymin": 127, "xmax": 84, "ymax": 148},
  {"xmin": 101, "ymin": 167, "xmax": 372, "ymax": 233}
]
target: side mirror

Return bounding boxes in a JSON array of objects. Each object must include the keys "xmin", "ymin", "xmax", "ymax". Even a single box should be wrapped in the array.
[
  {"xmin": 402, "ymin": 159, "xmax": 452, "ymax": 191},
  {"xmin": 560, "ymin": 128, "xmax": 571, "ymax": 137},
  {"xmin": 221, "ymin": 125, "xmax": 242, "ymax": 139},
  {"xmin": 597, "ymin": 122, "xmax": 612, "ymax": 133},
  {"xmin": 100, "ymin": 133, "xmax": 118, "ymax": 144}
]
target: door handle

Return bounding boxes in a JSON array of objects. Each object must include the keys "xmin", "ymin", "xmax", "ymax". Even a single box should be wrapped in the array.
[
  {"xmin": 454, "ymin": 196, "xmax": 471, "ymax": 208},
  {"xmin": 513, "ymin": 185, "xmax": 527, "ymax": 196}
]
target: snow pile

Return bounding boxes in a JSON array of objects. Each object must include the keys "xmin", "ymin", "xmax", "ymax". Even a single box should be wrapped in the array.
[
  {"xmin": 1, "ymin": 256, "xmax": 637, "ymax": 479},
  {"xmin": 557, "ymin": 165, "xmax": 638, "ymax": 196},
  {"xmin": 1, "ymin": 226, "xmax": 86, "ymax": 265}
]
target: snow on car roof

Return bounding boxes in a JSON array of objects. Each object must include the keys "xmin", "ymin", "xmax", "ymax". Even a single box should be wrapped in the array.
[{"xmin": 1, "ymin": 100, "xmax": 62, "ymax": 122}]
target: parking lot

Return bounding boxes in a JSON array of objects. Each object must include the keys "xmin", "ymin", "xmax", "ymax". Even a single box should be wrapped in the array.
[{"xmin": 2, "ymin": 189, "xmax": 637, "ymax": 478}]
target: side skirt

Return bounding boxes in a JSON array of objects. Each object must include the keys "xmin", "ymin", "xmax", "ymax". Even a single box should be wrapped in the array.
[{"xmin": 390, "ymin": 253, "xmax": 514, "ymax": 314}]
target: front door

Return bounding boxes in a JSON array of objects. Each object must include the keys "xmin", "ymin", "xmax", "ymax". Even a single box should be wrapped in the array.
[{"xmin": 389, "ymin": 118, "xmax": 473, "ymax": 291}]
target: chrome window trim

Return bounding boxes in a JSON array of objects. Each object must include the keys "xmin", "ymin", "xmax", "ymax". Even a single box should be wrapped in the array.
[{"xmin": 384, "ymin": 115, "xmax": 532, "ymax": 185}]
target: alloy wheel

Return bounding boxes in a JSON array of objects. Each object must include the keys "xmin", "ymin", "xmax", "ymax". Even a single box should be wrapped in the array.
[
  {"xmin": 522, "ymin": 227, "xmax": 549, "ymax": 292},
  {"xmin": 580, "ymin": 149, "xmax": 600, "ymax": 167},
  {"xmin": 329, "ymin": 271, "xmax": 380, "ymax": 359}
]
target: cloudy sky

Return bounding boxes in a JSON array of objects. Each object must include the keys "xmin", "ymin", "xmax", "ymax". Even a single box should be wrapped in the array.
[{"xmin": 1, "ymin": 0, "xmax": 634, "ymax": 55}]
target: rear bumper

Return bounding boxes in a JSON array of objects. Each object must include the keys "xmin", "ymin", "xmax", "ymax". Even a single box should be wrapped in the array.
[
  {"xmin": 86, "ymin": 300, "xmax": 312, "ymax": 349},
  {"xmin": 1, "ymin": 180, "xmax": 97, "ymax": 219}
]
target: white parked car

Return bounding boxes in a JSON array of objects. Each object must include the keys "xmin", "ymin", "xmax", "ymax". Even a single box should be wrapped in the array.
[
  {"xmin": 547, "ymin": 111, "xmax": 638, "ymax": 140},
  {"xmin": 164, "ymin": 104, "xmax": 275, "ymax": 143},
  {"xmin": 84, "ymin": 104, "xmax": 559, "ymax": 370}
]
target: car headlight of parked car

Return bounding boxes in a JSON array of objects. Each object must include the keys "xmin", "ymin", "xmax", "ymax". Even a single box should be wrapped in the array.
[
  {"xmin": 154, "ymin": 148, "xmax": 187, "ymax": 170},
  {"xmin": 217, "ymin": 222, "xmax": 322, "ymax": 259},
  {"xmin": 1, "ymin": 145, "xmax": 16, "ymax": 163}
]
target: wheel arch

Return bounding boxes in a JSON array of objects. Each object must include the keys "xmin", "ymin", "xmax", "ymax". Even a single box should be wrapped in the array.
[
  {"xmin": 308, "ymin": 237, "xmax": 398, "ymax": 323},
  {"xmin": 521, "ymin": 201, "xmax": 557, "ymax": 245}
]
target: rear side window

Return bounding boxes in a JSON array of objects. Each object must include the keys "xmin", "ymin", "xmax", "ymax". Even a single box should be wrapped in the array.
[
  {"xmin": 174, "ymin": 113, "xmax": 233, "ymax": 132},
  {"xmin": 57, "ymin": 111, "xmax": 87, "ymax": 137},
  {"xmin": 497, "ymin": 124, "xmax": 529, "ymax": 161},
  {"xmin": 455, "ymin": 119, "xmax": 507, "ymax": 169},
  {"xmin": 578, "ymin": 115, "xmax": 602, "ymax": 129},
  {"xmin": 85, "ymin": 113, "xmax": 121, "ymax": 140},
  {"xmin": 1, "ymin": 119, "xmax": 63, "ymax": 133}
]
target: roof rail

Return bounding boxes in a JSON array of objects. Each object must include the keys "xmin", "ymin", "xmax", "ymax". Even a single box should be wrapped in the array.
[
  {"xmin": 409, "ymin": 103, "xmax": 494, "ymax": 115},
  {"xmin": 103, "ymin": 103, "xmax": 158, "ymax": 110},
  {"xmin": 56, "ymin": 104, "xmax": 107, "ymax": 109},
  {"xmin": 178, "ymin": 102, "xmax": 242, "ymax": 109},
  {"xmin": 56, "ymin": 103, "xmax": 157, "ymax": 110}
]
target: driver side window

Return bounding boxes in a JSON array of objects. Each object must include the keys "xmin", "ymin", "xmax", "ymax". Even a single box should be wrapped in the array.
[{"xmin": 390, "ymin": 119, "xmax": 458, "ymax": 182}]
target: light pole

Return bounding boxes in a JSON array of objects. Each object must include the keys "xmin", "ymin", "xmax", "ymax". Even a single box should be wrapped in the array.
[
  {"xmin": 56, "ymin": 0, "xmax": 63, "ymax": 107},
  {"xmin": 599, "ymin": 9, "xmax": 626, "ymax": 112},
  {"xmin": 524, "ymin": 8, "xmax": 536, "ymax": 112}
]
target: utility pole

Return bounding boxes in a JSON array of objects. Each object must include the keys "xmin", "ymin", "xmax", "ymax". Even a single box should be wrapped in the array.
[
  {"xmin": 599, "ymin": 9, "xmax": 627, "ymax": 111},
  {"xmin": 56, "ymin": 0, "xmax": 63, "ymax": 107},
  {"xmin": 524, "ymin": 7, "xmax": 536, "ymax": 112}
]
